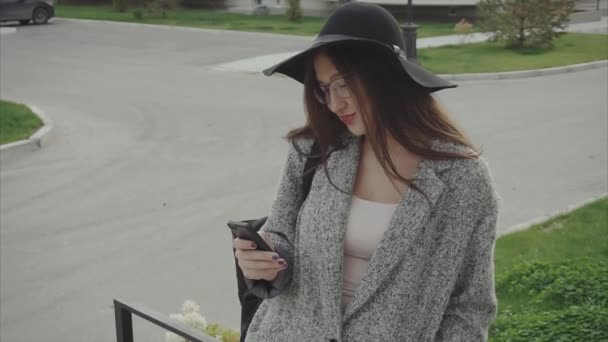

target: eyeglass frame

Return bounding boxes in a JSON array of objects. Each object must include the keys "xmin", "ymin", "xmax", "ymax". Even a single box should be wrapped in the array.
[{"xmin": 313, "ymin": 75, "xmax": 353, "ymax": 105}]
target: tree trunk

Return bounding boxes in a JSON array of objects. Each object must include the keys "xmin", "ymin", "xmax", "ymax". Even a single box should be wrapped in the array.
[{"xmin": 518, "ymin": 16, "xmax": 525, "ymax": 47}]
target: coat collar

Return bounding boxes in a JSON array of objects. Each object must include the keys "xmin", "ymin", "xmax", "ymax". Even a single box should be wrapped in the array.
[{"xmin": 322, "ymin": 134, "xmax": 458, "ymax": 322}]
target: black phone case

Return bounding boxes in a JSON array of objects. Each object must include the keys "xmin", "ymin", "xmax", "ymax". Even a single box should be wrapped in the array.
[{"xmin": 227, "ymin": 221, "xmax": 273, "ymax": 252}]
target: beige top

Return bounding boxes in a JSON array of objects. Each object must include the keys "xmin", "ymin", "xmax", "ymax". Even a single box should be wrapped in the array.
[{"xmin": 342, "ymin": 195, "xmax": 398, "ymax": 311}]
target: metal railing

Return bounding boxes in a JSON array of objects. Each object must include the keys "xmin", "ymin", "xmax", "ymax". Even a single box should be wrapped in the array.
[{"xmin": 114, "ymin": 298, "xmax": 218, "ymax": 342}]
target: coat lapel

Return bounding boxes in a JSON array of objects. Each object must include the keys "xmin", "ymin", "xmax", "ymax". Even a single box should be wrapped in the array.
[{"xmin": 342, "ymin": 149, "xmax": 450, "ymax": 322}]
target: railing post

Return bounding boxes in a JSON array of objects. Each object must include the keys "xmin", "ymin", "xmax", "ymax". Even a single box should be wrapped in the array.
[{"xmin": 114, "ymin": 300, "xmax": 134, "ymax": 342}]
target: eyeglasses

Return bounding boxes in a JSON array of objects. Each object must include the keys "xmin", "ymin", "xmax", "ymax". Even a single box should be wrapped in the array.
[{"xmin": 313, "ymin": 76, "xmax": 352, "ymax": 105}]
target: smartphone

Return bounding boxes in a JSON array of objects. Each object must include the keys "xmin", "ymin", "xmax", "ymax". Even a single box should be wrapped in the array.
[{"xmin": 227, "ymin": 220, "xmax": 273, "ymax": 252}]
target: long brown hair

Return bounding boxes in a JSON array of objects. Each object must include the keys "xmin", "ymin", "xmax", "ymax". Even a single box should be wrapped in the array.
[{"xmin": 287, "ymin": 42, "xmax": 479, "ymax": 195}]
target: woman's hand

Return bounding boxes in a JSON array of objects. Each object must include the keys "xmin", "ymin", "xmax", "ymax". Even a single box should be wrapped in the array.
[{"xmin": 233, "ymin": 232, "xmax": 288, "ymax": 282}]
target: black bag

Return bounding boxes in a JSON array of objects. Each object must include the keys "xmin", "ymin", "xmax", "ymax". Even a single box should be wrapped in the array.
[{"xmin": 231, "ymin": 141, "xmax": 320, "ymax": 342}]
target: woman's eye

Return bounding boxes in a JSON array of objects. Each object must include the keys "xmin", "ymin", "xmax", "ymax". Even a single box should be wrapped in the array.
[{"xmin": 335, "ymin": 80, "xmax": 348, "ymax": 88}]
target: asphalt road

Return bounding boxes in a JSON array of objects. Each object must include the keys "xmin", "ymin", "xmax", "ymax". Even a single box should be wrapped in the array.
[{"xmin": 1, "ymin": 19, "xmax": 607, "ymax": 342}]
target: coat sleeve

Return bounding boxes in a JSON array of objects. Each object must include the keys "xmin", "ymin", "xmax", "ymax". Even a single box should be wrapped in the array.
[
  {"xmin": 434, "ymin": 191, "xmax": 499, "ymax": 341},
  {"xmin": 244, "ymin": 138, "xmax": 312, "ymax": 299}
]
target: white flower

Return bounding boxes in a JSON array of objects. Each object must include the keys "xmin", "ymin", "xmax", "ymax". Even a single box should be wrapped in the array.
[
  {"xmin": 182, "ymin": 311, "xmax": 207, "ymax": 330},
  {"xmin": 165, "ymin": 331, "xmax": 186, "ymax": 342},
  {"xmin": 169, "ymin": 313, "xmax": 185, "ymax": 324},
  {"xmin": 181, "ymin": 300, "xmax": 201, "ymax": 314}
]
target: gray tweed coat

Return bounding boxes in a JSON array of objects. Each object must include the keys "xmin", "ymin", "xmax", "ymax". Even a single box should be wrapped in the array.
[{"xmin": 245, "ymin": 134, "xmax": 500, "ymax": 342}]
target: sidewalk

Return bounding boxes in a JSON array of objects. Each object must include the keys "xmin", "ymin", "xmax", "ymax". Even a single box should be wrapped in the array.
[
  {"xmin": 567, "ymin": 15, "xmax": 608, "ymax": 34},
  {"xmin": 212, "ymin": 16, "xmax": 608, "ymax": 75}
]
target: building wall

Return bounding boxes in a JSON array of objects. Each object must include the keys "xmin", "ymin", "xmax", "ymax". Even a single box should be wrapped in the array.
[
  {"xmin": 356, "ymin": 0, "xmax": 477, "ymax": 4},
  {"xmin": 227, "ymin": 0, "xmax": 331, "ymax": 16},
  {"xmin": 227, "ymin": 0, "xmax": 479, "ymax": 19}
]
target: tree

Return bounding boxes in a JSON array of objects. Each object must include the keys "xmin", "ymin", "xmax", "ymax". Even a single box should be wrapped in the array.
[
  {"xmin": 113, "ymin": 0, "xmax": 129, "ymax": 12},
  {"xmin": 286, "ymin": 0, "xmax": 302, "ymax": 22},
  {"xmin": 478, "ymin": 0, "xmax": 575, "ymax": 49}
]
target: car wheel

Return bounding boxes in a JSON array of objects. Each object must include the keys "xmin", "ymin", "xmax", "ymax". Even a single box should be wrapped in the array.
[
  {"xmin": 32, "ymin": 7, "xmax": 49, "ymax": 24},
  {"xmin": 20, "ymin": 19, "xmax": 30, "ymax": 25}
]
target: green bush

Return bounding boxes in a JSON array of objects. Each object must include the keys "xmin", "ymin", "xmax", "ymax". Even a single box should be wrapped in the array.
[
  {"xmin": 144, "ymin": 0, "xmax": 177, "ymax": 18},
  {"xmin": 166, "ymin": 300, "xmax": 240, "ymax": 342},
  {"xmin": 540, "ymin": 262, "xmax": 608, "ymax": 307},
  {"xmin": 496, "ymin": 260, "xmax": 608, "ymax": 308},
  {"xmin": 478, "ymin": 0, "xmax": 575, "ymax": 49},
  {"xmin": 492, "ymin": 259, "xmax": 608, "ymax": 341},
  {"xmin": 286, "ymin": 0, "xmax": 301, "ymax": 22},
  {"xmin": 491, "ymin": 305, "xmax": 608, "ymax": 341},
  {"xmin": 112, "ymin": 0, "xmax": 128, "ymax": 12},
  {"xmin": 132, "ymin": 7, "xmax": 143, "ymax": 19},
  {"xmin": 204, "ymin": 323, "xmax": 240, "ymax": 342}
]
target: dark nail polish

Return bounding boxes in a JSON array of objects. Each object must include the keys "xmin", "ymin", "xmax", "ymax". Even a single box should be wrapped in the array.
[
  {"xmin": 250, "ymin": 242, "xmax": 257, "ymax": 248},
  {"xmin": 278, "ymin": 260, "xmax": 286, "ymax": 266},
  {"xmin": 272, "ymin": 254, "xmax": 279, "ymax": 260}
]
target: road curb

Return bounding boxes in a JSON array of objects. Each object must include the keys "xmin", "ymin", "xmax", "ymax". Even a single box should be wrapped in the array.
[
  {"xmin": 57, "ymin": 17, "xmax": 315, "ymax": 41},
  {"xmin": 439, "ymin": 60, "xmax": 608, "ymax": 81},
  {"xmin": 0, "ymin": 27, "xmax": 17, "ymax": 35},
  {"xmin": 499, "ymin": 193, "xmax": 608, "ymax": 237},
  {"xmin": 0, "ymin": 105, "xmax": 54, "ymax": 164},
  {"xmin": 216, "ymin": 59, "xmax": 608, "ymax": 81}
]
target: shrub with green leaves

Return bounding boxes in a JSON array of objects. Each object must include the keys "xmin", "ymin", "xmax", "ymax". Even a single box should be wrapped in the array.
[
  {"xmin": 478, "ymin": 0, "xmax": 575, "ymax": 49},
  {"xmin": 286, "ymin": 0, "xmax": 301, "ymax": 22},
  {"xmin": 165, "ymin": 300, "xmax": 240, "ymax": 342},
  {"xmin": 492, "ymin": 259, "xmax": 608, "ymax": 340},
  {"xmin": 496, "ymin": 260, "xmax": 607, "ymax": 308},
  {"xmin": 539, "ymin": 262, "xmax": 608, "ymax": 308},
  {"xmin": 132, "ymin": 8, "xmax": 143, "ymax": 19},
  {"xmin": 113, "ymin": 0, "xmax": 129, "ymax": 12},
  {"xmin": 144, "ymin": 0, "xmax": 177, "ymax": 18},
  {"xmin": 491, "ymin": 305, "xmax": 608, "ymax": 341}
]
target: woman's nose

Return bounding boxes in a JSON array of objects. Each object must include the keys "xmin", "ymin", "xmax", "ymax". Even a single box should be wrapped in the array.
[{"xmin": 328, "ymin": 89, "xmax": 346, "ymax": 113}]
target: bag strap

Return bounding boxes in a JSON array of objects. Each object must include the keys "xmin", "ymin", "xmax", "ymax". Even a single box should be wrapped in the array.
[{"xmin": 247, "ymin": 140, "xmax": 320, "ymax": 232}]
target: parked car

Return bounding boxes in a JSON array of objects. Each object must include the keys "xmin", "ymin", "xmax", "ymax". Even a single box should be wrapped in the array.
[{"xmin": 0, "ymin": 0, "xmax": 54, "ymax": 25}]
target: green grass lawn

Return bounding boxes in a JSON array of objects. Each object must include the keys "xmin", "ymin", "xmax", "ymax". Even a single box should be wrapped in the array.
[
  {"xmin": 420, "ymin": 32, "xmax": 608, "ymax": 74},
  {"xmin": 490, "ymin": 198, "xmax": 608, "ymax": 341},
  {"xmin": 0, "ymin": 100, "xmax": 43, "ymax": 145},
  {"xmin": 494, "ymin": 199, "xmax": 607, "ymax": 273},
  {"xmin": 55, "ymin": 5, "xmax": 465, "ymax": 38}
]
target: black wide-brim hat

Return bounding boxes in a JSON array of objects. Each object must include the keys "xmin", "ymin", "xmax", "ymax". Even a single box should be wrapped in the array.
[{"xmin": 263, "ymin": 2, "xmax": 456, "ymax": 92}]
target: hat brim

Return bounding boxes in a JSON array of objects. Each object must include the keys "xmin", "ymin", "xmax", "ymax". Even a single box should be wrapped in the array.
[{"xmin": 262, "ymin": 36, "xmax": 456, "ymax": 93}]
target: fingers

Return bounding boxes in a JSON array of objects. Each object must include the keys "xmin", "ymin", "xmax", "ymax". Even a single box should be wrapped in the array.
[
  {"xmin": 233, "ymin": 237, "xmax": 259, "ymax": 250},
  {"xmin": 233, "ymin": 239, "xmax": 288, "ymax": 281},
  {"xmin": 239, "ymin": 259, "xmax": 288, "ymax": 281},
  {"xmin": 242, "ymin": 266, "xmax": 288, "ymax": 281},
  {"xmin": 238, "ymin": 258, "xmax": 287, "ymax": 271},
  {"xmin": 246, "ymin": 269, "xmax": 285, "ymax": 282},
  {"xmin": 234, "ymin": 248, "xmax": 285, "ymax": 265}
]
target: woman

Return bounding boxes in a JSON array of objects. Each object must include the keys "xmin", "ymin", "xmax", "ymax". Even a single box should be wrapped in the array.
[{"xmin": 233, "ymin": 3, "xmax": 499, "ymax": 341}]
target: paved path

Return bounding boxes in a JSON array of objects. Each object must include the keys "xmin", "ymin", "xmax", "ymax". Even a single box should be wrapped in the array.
[{"xmin": 0, "ymin": 19, "xmax": 607, "ymax": 342}]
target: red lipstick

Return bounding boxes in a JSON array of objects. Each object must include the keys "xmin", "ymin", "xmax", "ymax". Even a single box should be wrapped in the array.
[{"xmin": 340, "ymin": 113, "xmax": 356, "ymax": 125}]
